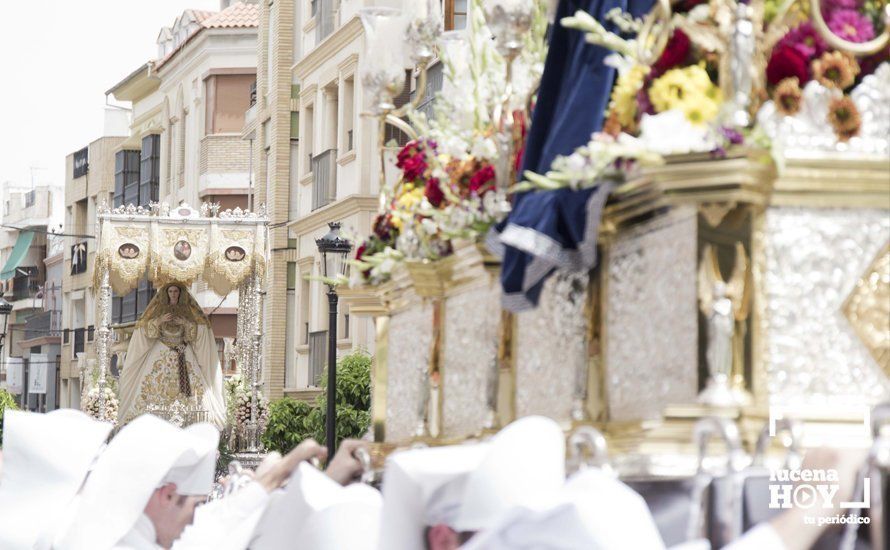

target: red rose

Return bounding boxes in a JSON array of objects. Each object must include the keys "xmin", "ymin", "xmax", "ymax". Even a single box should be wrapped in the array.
[
  {"xmin": 425, "ymin": 178, "xmax": 445, "ymax": 207},
  {"xmin": 396, "ymin": 141, "xmax": 419, "ymax": 166},
  {"xmin": 373, "ymin": 213, "xmax": 395, "ymax": 241},
  {"xmin": 766, "ymin": 45, "xmax": 810, "ymax": 86},
  {"xmin": 469, "ymin": 165, "xmax": 496, "ymax": 195},
  {"xmin": 651, "ymin": 29, "xmax": 690, "ymax": 78},
  {"xmin": 355, "ymin": 243, "xmax": 367, "ymax": 261},
  {"xmin": 400, "ymin": 155, "xmax": 427, "ymax": 181}
]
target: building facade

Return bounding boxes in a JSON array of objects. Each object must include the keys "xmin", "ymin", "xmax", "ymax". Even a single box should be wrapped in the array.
[
  {"xmin": 0, "ymin": 180, "xmax": 64, "ymax": 410},
  {"xmin": 105, "ymin": 2, "xmax": 259, "ymax": 367},
  {"xmin": 253, "ymin": 0, "xmax": 464, "ymax": 400},
  {"xmin": 60, "ymin": 110, "xmax": 129, "ymax": 409}
]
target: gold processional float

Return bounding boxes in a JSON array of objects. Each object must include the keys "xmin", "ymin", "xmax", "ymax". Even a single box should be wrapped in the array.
[
  {"xmin": 338, "ymin": 0, "xmax": 890, "ymax": 481},
  {"xmin": 91, "ymin": 202, "xmax": 270, "ymax": 465}
]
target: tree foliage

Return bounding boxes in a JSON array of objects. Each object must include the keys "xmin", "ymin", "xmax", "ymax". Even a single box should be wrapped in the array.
[
  {"xmin": 0, "ymin": 388, "xmax": 20, "ymax": 447},
  {"xmin": 261, "ymin": 351, "xmax": 372, "ymax": 453}
]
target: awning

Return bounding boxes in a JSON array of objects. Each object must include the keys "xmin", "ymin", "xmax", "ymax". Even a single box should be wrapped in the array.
[{"xmin": 1, "ymin": 230, "xmax": 35, "ymax": 280}]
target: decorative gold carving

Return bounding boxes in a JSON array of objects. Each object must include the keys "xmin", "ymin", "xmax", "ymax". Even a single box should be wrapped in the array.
[
  {"xmin": 843, "ymin": 243, "xmax": 890, "ymax": 375},
  {"xmin": 697, "ymin": 242, "xmax": 753, "ymax": 407},
  {"xmin": 701, "ymin": 202, "xmax": 737, "ymax": 228}
]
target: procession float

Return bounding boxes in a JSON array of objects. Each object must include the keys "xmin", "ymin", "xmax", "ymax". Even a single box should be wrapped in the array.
[
  {"xmin": 337, "ymin": 0, "xmax": 888, "ymax": 544},
  {"xmin": 86, "ymin": 0, "xmax": 889, "ymax": 544}
]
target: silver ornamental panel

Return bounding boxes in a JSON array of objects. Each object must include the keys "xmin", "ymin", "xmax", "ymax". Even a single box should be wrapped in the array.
[
  {"xmin": 386, "ymin": 301, "xmax": 434, "ymax": 442},
  {"xmin": 442, "ymin": 281, "xmax": 500, "ymax": 438},
  {"xmin": 761, "ymin": 207, "xmax": 890, "ymax": 408},
  {"xmin": 605, "ymin": 206, "xmax": 699, "ymax": 422},
  {"xmin": 514, "ymin": 270, "xmax": 589, "ymax": 423}
]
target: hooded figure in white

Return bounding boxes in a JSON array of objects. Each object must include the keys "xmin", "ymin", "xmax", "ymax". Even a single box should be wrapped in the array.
[
  {"xmin": 53, "ymin": 414, "xmax": 223, "ymax": 550},
  {"xmin": 118, "ymin": 283, "xmax": 227, "ymax": 427},
  {"xmin": 250, "ymin": 461, "xmax": 382, "ymax": 550},
  {"xmin": 0, "ymin": 409, "xmax": 113, "ymax": 550}
]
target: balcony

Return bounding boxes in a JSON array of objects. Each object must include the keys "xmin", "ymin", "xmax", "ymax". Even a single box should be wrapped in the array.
[
  {"xmin": 308, "ymin": 330, "xmax": 328, "ymax": 387},
  {"xmin": 23, "ymin": 310, "xmax": 61, "ymax": 341},
  {"xmin": 11, "ymin": 267, "xmax": 41, "ymax": 302},
  {"xmin": 311, "ymin": 148, "xmax": 338, "ymax": 210}
]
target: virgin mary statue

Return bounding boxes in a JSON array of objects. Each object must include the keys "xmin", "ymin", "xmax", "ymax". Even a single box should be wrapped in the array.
[{"xmin": 118, "ymin": 283, "xmax": 227, "ymax": 427}]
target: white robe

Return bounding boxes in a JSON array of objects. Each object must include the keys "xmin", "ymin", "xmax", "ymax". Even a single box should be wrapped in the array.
[
  {"xmin": 118, "ymin": 322, "xmax": 226, "ymax": 428},
  {"xmin": 112, "ymin": 515, "xmax": 161, "ymax": 550},
  {"xmin": 112, "ymin": 485, "xmax": 270, "ymax": 550}
]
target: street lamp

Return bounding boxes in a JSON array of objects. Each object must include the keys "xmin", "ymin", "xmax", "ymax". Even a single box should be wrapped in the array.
[
  {"xmin": 315, "ymin": 222, "xmax": 352, "ymax": 453},
  {"xmin": 0, "ymin": 291, "xmax": 12, "ymax": 357}
]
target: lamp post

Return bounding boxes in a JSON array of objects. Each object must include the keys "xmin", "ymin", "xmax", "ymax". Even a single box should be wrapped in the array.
[
  {"xmin": 315, "ymin": 222, "xmax": 352, "ymax": 453},
  {"xmin": 0, "ymin": 291, "xmax": 12, "ymax": 358}
]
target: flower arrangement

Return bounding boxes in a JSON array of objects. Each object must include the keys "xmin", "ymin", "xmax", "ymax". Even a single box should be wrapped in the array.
[
  {"xmin": 225, "ymin": 374, "xmax": 269, "ymax": 432},
  {"xmin": 352, "ymin": 0, "xmax": 548, "ymax": 284},
  {"xmin": 563, "ymin": 0, "xmax": 888, "ymax": 155},
  {"xmin": 83, "ymin": 386, "xmax": 119, "ymax": 422},
  {"xmin": 232, "ymin": 390, "xmax": 269, "ymax": 431}
]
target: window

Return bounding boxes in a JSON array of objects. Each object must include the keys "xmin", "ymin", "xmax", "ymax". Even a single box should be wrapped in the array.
[
  {"xmin": 114, "ymin": 150, "xmax": 140, "ymax": 208},
  {"xmin": 285, "ymin": 262, "xmax": 296, "ymax": 388},
  {"xmin": 300, "ymin": 276, "xmax": 310, "ymax": 344},
  {"xmin": 342, "ymin": 77, "xmax": 354, "ymax": 152},
  {"xmin": 444, "ymin": 0, "xmax": 468, "ymax": 30},
  {"xmin": 178, "ymin": 111, "xmax": 187, "ymax": 184},
  {"xmin": 414, "ymin": 62, "xmax": 444, "ymax": 120},
  {"xmin": 384, "ymin": 71, "xmax": 413, "ymax": 147},
  {"xmin": 140, "ymin": 135, "xmax": 160, "ymax": 206},
  {"xmin": 73, "ymin": 147, "xmax": 89, "ymax": 178},
  {"xmin": 303, "ymin": 104, "xmax": 314, "ymax": 175},
  {"xmin": 24, "ymin": 190, "xmax": 36, "ymax": 208},
  {"xmin": 112, "ymin": 280, "xmax": 155, "ymax": 325},
  {"xmin": 205, "ymin": 74, "xmax": 255, "ymax": 134}
]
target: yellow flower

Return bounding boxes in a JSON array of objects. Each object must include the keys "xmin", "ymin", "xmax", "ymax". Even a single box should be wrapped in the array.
[
  {"xmin": 649, "ymin": 64, "xmax": 721, "ymax": 125},
  {"xmin": 396, "ymin": 187, "xmax": 424, "ymax": 210},
  {"xmin": 608, "ymin": 64, "xmax": 649, "ymax": 128},
  {"xmin": 390, "ymin": 214, "xmax": 404, "ymax": 231},
  {"xmin": 679, "ymin": 97, "xmax": 719, "ymax": 125}
]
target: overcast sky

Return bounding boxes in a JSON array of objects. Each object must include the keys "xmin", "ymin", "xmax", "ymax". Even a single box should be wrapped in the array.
[{"xmin": 0, "ymin": 0, "xmax": 222, "ymax": 189}]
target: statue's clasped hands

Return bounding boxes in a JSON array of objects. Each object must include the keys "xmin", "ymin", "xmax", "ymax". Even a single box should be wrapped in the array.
[{"xmin": 160, "ymin": 313, "xmax": 181, "ymax": 325}]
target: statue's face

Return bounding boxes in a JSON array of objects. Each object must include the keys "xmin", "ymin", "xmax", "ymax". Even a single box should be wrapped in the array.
[{"xmin": 167, "ymin": 286, "xmax": 181, "ymax": 305}]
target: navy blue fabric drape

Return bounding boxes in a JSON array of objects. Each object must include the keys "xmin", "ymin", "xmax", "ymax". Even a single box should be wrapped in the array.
[{"xmin": 488, "ymin": 0, "xmax": 654, "ymax": 311}]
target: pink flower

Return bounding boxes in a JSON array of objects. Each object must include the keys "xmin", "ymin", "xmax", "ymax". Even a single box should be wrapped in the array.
[
  {"xmin": 820, "ymin": 0, "xmax": 860, "ymax": 13},
  {"xmin": 828, "ymin": 10, "xmax": 875, "ymax": 43},
  {"xmin": 778, "ymin": 22, "xmax": 828, "ymax": 59}
]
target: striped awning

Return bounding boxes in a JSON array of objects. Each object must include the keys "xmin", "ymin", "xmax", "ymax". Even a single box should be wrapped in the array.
[{"xmin": 1, "ymin": 230, "xmax": 35, "ymax": 280}]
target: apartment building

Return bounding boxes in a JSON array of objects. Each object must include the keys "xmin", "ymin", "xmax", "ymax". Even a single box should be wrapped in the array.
[
  {"xmin": 106, "ymin": 2, "xmax": 258, "ymax": 351},
  {"xmin": 59, "ymin": 109, "xmax": 129, "ymax": 409},
  {"xmin": 253, "ymin": 0, "xmax": 464, "ymax": 400},
  {"xmin": 0, "ymin": 180, "xmax": 64, "ymax": 409}
]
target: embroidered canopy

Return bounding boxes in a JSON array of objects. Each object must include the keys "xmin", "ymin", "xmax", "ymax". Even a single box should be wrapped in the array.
[{"xmin": 95, "ymin": 203, "xmax": 268, "ymax": 296}]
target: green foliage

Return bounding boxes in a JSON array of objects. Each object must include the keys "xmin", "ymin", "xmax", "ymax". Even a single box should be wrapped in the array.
[
  {"xmin": 0, "ymin": 388, "xmax": 20, "ymax": 447},
  {"xmin": 261, "ymin": 397, "xmax": 315, "ymax": 454},
  {"xmin": 261, "ymin": 351, "xmax": 372, "ymax": 453}
]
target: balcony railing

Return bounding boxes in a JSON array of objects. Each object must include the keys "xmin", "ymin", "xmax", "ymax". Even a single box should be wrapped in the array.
[
  {"xmin": 311, "ymin": 148, "xmax": 338, "ymax": 210},
  {"xmin": 23, "ymin": 310, "xmax": 61, "ymax": 341},
  {"xmin": 308, "ymin": 330, "xmax": 328, "ymax": 387},
  {"xmin": 12, "ymin": 267, "xmax": 41, "ymax": 302},
  {"xmin": 316, "ymin": 0, "xmax": 335, "ymax": 43},
  {"xmin": 73, "ymin": 328, "xmax": 85, "ymax": 357}
]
